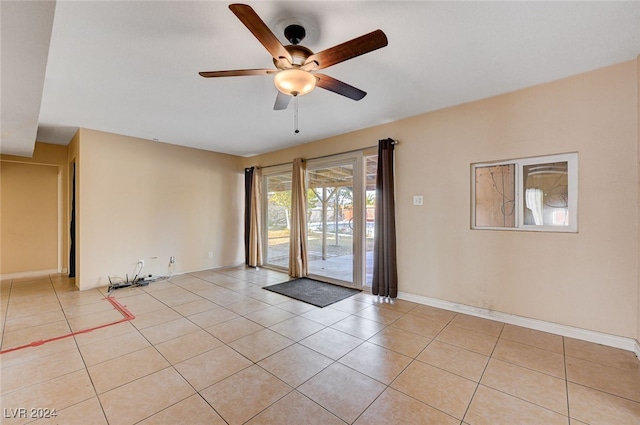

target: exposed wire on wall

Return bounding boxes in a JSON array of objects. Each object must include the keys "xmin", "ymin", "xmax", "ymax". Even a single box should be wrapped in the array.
[
  {"xmin": 107, "ymin": 260, "xmax": 172, "ymax": 294},
  {"xmin": 489, "ymin": 166, "xmax": 515, "ymax": 226}
]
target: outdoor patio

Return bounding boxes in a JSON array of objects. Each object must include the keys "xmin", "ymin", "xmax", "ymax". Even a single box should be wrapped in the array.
[{"xmin": 265, "ymin": 232, "xmax": 374, "ymax": 287}]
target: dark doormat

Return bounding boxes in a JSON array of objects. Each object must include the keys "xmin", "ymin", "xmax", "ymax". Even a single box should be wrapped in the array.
[{"xmin": 264, "ymin": 278, "xmax": 361, "ymax": 308}]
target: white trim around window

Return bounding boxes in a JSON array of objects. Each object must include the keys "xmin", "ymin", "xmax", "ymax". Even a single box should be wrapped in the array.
[{"xmin": 471, "ymin": 152, "xmax": 578, "ymax": 233}]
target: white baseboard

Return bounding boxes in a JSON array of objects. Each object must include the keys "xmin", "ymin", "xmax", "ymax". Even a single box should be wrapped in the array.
[
  {"xmin": 1, "ymin": 269, "xmax": 59, "ymax": 281},
  {"xmin": 398, "ymin": 291, "xmax": 639, "ymax": 358}
]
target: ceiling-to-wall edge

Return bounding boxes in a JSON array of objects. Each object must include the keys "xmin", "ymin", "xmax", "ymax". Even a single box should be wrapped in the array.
[{"xmin": 246, "ymin": 59, "xmax": 640, "ymax": 165}]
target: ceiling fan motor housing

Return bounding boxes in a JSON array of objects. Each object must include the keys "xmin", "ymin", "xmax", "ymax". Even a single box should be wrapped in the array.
[
  {"xmin": 284, "ymin": 24, "xmax": 306, "ymax": 45},
  {"xmin": 283, "ymin": 45, "xmax": 313, "ymax": 67}
]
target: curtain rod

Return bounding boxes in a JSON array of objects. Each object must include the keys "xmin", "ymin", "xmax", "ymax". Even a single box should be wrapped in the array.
[{"xmin": 253, "ymin": 138, "xmax": 399, "ymax": 171}]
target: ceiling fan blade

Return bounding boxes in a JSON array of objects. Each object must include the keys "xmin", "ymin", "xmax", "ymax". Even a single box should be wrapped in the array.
[
  {"xmin": 273, "ymin": 91, "xmax": 291, "ymax": 110},
  {"xmin": 304, "ymin": 29, "xmax": 388, "ymax": 70},
  {"xmin": 229, "ymin": 4, "xmax": 293, "ymax": 64},
  {"xmin": 315, "ymin": 73, "xmax": 367, "ymax": 101},
  {"xmin": 199, "ymin": 69, "xmax": 277, "ymax": 78}
]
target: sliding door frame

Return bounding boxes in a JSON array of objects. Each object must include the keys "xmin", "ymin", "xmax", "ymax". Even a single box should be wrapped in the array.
[
  {"xmin": 261, "ymin": 163, "xmax": 293, "ymax": 272},
  {"xmin": 306, "ymin": 152, "xmax": 365, "ymax": 289},
  {"xmin": 259, "ymin": 151, "xmax": 369, "ymax": 289}
]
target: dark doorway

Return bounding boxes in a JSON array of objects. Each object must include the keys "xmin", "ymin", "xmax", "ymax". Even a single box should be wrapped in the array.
[{"xmin": 69, "ymin": 162, "xmax": 76, "ymax": 278}]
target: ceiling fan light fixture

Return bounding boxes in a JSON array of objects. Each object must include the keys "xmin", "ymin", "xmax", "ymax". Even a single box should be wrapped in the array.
[{"xmin": 274, "ymin": 68, "xmax": 316, "ymax": 96}]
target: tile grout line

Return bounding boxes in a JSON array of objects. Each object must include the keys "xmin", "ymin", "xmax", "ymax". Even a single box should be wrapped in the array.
[
  {"xmin": 459, "ymin": 321, "xmax": 504, "ymax": 423},
  {"xmin": 349, "ymin": 305, "xmax": 462, "ymax": 424},
  {"xmin": 0, "ymin": 290, "xmax": 134, "ymax": 355},
  {"xmin": 467, "ymin": 324, "xmax": 575, "ymax": 422},
  {"xmin": 81, "ymin": 281, "xmax": 216, "ymax": 424},
  {"xmin": 563, "ymin": 335, "xmax": 572, "ymax": 423},
  {"xmin": 131, "ymin": 273, "xmax": 283, "ymax": 424},
  {"xmin": 5, "ymin": 276, "xmax": 110, "ymax": 423},
  {"xmin": 171, "ymin": 271, "xmax": 389, "ymax": 424},
  {"xmin": 60, "ymin": 275, "xmax": 112, "ymax": 425},
  {"xmin": 0, "ymin": 278, "xmax": 13, "ymax": 350},
  {"xmin": 175, "ymin": 271, "xmax": 333, "ymax": 424}
]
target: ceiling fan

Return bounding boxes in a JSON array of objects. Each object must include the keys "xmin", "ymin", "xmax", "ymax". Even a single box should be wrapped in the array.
[{"xmin": 199, "ymin": 3, "xmax": 388, "ymax": 111}]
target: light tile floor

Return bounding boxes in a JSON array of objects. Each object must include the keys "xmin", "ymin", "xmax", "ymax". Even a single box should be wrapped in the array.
[{"xmin": 1, "ymin": 266, "xmax": 639, "ymax": 424}]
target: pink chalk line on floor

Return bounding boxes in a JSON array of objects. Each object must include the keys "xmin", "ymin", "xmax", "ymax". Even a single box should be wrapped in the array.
[{"xmin": 0, "ymin": 296, "xmax": 135, "ymax": 355}]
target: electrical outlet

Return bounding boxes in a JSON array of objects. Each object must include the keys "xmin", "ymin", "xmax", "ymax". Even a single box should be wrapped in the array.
[
  {"xmin": 413, "ymin": 195, "xmax": 424, "ymax": 206},
  {"xmin": 170, "ymin": 256, "xmax": 175, "ymax": 264}
]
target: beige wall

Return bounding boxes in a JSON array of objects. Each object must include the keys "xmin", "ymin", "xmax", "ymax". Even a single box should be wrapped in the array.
[
  {"xmin": 1, "ymin": 143, "xmax": 69, "ymax": 276},
  {"xmin": 75, "ymin": 129, "xmax": 244, "ymax": 290},
  {"xmin": 248, "ymin": 60, "xmax": 639, "ymax": 340}
]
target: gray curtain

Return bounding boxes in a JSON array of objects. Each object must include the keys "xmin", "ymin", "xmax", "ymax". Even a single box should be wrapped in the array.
[
  {"xmin": 289, "ymin": 158, "xmax": 308, "ymax": 277},
  {"xmin": 372, "ymin": 138, "xmax": 398, "ymax": 297}
]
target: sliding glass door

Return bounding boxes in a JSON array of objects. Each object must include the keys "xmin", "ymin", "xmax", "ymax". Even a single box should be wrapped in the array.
[
  {"xmin": 261, "ymin": 152, "xmax": 375, "ymax": 289},
  {"xmin": 263, "ymin": 165, "xmax": 292, "ymax": 270},
  {"xmin": 306, "ymin": 153, "xmax": 363, "ymax": 288}
]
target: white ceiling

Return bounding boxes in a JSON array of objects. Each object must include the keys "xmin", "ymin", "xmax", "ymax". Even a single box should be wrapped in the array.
[{"xmin": 2, "ymin": 1, "xmax": 639, "ymax": 158}]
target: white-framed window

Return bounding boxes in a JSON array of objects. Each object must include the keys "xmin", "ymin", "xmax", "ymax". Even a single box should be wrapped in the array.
[{"xmin": 471, "ymin": 152, "xmax": 578, "ymax": 232}]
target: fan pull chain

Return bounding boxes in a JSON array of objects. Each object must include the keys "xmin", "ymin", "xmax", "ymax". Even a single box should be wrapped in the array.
[{"xmin": 293, "ymin": 93, "xmax": 300, "ymax": 134}]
